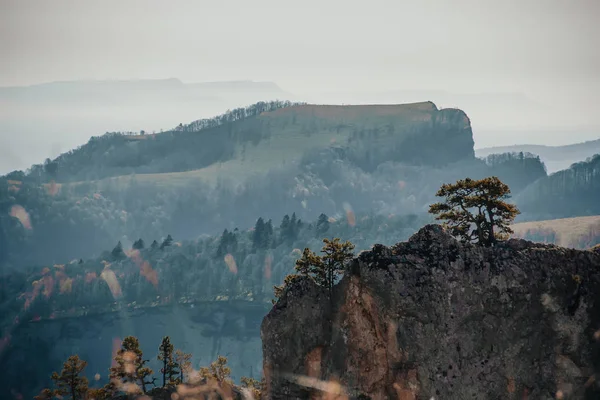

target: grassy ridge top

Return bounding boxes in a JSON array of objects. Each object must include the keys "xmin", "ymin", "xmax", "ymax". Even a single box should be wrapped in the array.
[
  {"xmin": 512, "ymin": 215, "xmax": 600, "ymax": 248},
  {"xmin": 33, "ymin": 101, "xmax": 473, "ymax": 188}
]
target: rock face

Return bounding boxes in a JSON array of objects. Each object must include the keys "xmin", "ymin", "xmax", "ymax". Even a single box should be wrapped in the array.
[{"xmin": 262, "ymin": 225, "xmax": 600, "ymax": 399}]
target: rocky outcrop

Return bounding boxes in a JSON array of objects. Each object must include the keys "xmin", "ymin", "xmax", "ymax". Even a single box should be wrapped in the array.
[{"xmin": 262, "ymin": 225, "xmax": 600, "ymax": 399}]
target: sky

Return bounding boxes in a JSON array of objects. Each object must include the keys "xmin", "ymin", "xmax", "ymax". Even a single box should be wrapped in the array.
[
  {"xmin": 0, "ymin": 0, "xmax": 599, "ymax": 172},
  {"xmin": 1, "ymin": 0, "xmax": 598, "ymax": 95}
]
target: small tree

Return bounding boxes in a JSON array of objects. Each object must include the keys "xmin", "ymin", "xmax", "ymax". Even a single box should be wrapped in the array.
[
  {"xmin": 315, "ymin": 213, "xmax": 330, "ymax": 237},
  {"xmin": 150, "ymin": 240, "xmax": 159, "ymax": 250},
  {"xmin": 174, "ymin": 349, "xmax": 192, "ymax": 383},
  {"xmin": 199, "ymin": 355, "xmax": 232, "ymax": 384},
  {"xmin": 272, "ymin": 274, "xmax": 302, "ymax": 304},
  {"xmin": 50, "ymin": 355, "xmax": 89, "ymax": 400},
  {"xmin": 295, "ymin": 238, "xmax": 355, "ymax": 297},
  {"xmin": 158, "ymin": 336, "xmax": 180, "ymax": 387},
  {"xmin": 109, "ymin": 336, "xmax": 155, "ymax": 394},
  {"xmin": 160, "ymin": 234, "xmax": 173, "ymax": 250},
  {"xmin": 429, "ymin": 177, "xmax": 520, "ymax": 246},
  {"xmin": 132, "ymin": 238, "xmax": 145, "ymax": 250},
  {"xmin": 111, "ymin": 241, "xmax": 125, "ymax": 260}
]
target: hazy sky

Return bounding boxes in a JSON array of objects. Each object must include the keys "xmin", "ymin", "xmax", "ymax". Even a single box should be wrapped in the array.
[
  {"xmin": 1, "ymin": 0, "xmax": 598, "ymax": 100},
  {"xmin": 0, "ymin": 0, "xmax": 599, "ymax": 174}
]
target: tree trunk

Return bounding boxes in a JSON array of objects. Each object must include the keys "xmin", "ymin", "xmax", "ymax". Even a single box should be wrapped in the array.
[
  {"xmin": 70, "ymin": 375, "xmax": 77, "ymax": 400},
  {"xmin": 487, "ymin": 210, "xmax": 495, "ymax": 246},
  {"xmin": 163, "ymin": 357, "xmax": 167, "ymax": 387}
]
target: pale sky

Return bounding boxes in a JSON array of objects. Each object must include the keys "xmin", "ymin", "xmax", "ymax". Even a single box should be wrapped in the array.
[
  {"xmin": 0, "ymin": 0, "xmax": 599, "ymax": 173},
  {"xmin": 1, "ymin": 0, "xmax": 598, "ymax": 97}
]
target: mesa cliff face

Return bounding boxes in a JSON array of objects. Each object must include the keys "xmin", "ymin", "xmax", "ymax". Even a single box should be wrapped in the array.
[{"xmin": 262, "ymin": 225, "xmax": 600, "ymax": 400}]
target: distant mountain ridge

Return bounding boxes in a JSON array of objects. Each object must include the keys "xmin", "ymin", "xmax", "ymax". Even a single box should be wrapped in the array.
[
  {"xmin": 0, "ymin": 79, "xmax": 294, "ymax": 174},
  {"xmin": 476, "ymin": 138, "xmax": 600, "ymax": 173}
]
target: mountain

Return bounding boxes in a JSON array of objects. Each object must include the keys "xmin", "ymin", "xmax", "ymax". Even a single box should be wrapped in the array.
[
  {"xmin": 476, "ymin": 138, "xmax": 600, "ymax": 173},
  {"xmin": 515, "ymin": 154, "xmax": 600, "ymax": 220},
  {"xmin": 262, "ymin": 224, "xmax": 600, "ymax": 399},
  {"xmin": 2, "ymin": 101, "xmax": 555, "ymax": 268},
  {"xmin": 0, "ymin": 79, "xmax": 293, "ymax": 174},
  {"xmin": 29, "ymin": 101, "xmax": 474, "ymax": 183}
]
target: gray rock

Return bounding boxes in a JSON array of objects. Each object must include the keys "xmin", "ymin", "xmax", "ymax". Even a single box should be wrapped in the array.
[{"xmin": 262, "ymin": 224, "xmax": 600, "ymax": 399}]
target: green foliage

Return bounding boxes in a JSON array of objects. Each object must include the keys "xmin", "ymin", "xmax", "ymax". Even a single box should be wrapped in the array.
[
  {"xmin": 517, "ymin": 154, "xmax": 600, "ymax": 219},
  {"xmin": 49, "ymin": 355, "xmax": 89, "ymax": 400},
  {"xmin": 295, "ymin": 238, "xmax": 355, "ymax": 296},
  {"xmin": 132, "ymin": 238, "xmax": 145, "ymax": 250},
  {"xmin": 158, "ymin": 336, "xmax": 180, "ymax": 387},
  {"xmin": 429, "ymin": 177, "xmax": 520, "ymax": 246},
  {"xmin": 315, "ymin": 213, "xmax": 330, "ymax": 238},
  {"xmin": 160, "ymin": 234, "xmax": 173, "ymax": 250},
  {"xmin": 111, "ymin": 241, "xmax": 126, "ymax": 260}
]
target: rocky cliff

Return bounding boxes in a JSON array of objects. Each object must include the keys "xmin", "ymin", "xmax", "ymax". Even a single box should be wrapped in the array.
[{"xmin": 262, "ymin": 225, "xmax": 600, "ymax": 400}]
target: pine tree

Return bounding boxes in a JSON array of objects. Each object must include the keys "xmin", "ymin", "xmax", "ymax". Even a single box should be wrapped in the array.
[
  {"xmin": 295, "ymin": 238, "xmax": 355, "ymax": 298},
  {"xmin": 109, "ymin": 336, "xmax": 155, "ymax": 394},
  {"xmin": 111, "ymin": 241, "xmax": 125, "ymax": 260},
  {"xmin": 150, "ymin": 240, "xmax": 159, "ymax": 250},
  {"xmin": 50, "ymin": 355, "xmax": 89, "ymax": 400},
  {"xmin": 132, "ymin": 238, "xmax": 145, "ymax": 250},
  {"xmin": 158, "ymin": 336, "xmax": 180, "ymax": 387},
  {"xmin": 160, "ymin": 234, "xmax": 173, "ymax": 250},
  {"xmin": 279, "ymin": 214, "xmax": 291, "ymax": 244},
  {"xmin": 174, "ymin": 349, "xmax": 192, "ymax": 383},
  {"xmin": 290, "ymin": 212, "xmax": 301, "ymax": 241},
  {"xmin": 252, "ymin": 218, "xmax": 266, "ymax": 250},
  {"xmin": 429, "ymin": 177, "xmax": 520, "ymax": 246},
  {"xmin": 264, "ymin": 219, "xmax": 274, "ymax": 248},
  {"xmin": 315, "ymin": 213, "xmax": 330, "ymax": 237}
]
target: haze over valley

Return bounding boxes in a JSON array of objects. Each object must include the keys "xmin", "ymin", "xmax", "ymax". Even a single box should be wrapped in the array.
[{"xmin": 1, "ymin": 1, "xmax": 599, "ymax": 399}]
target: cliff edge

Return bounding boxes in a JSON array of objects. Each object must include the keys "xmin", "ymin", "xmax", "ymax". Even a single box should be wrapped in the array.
[{"xmin": 261, "ymin": 225, "xmax": 600, "ymax": 399}]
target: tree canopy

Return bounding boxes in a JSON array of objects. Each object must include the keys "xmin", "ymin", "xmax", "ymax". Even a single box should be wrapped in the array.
[{"xmin": 429, "ymin": 176, "xmax": 520, "ymax": 246}]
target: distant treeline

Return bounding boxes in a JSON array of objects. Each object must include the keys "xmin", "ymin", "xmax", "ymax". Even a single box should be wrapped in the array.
[
  {"xmin": 1, "ymin": 151, "xmax": 548, "ymax": 269},
  {"xmin": 0, "ymin": 211, "xmax": 428, "ymax": 332}
]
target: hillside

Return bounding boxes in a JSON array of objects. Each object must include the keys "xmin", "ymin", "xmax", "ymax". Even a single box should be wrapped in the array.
[
  {"xmin": 1, "ymin": 101, "xmax": 556, "ymax": 268},
  {"xmin": 476, "ymin": 138, "xmax": 600, "ymax": 173},
  {"xmin": 515, "ymin": 154, "xmax": 600, "ymax": 220},
  {"xmin": 0, "ymin": 79, "xmax": 293, "ymax": 174},
  {"xmin": 512, "ymin": 215, "xmax": 600, "ymax": 249},
  {"xmin": 31, "ymin": 101, "xmax": 473, "ymax": 184}
]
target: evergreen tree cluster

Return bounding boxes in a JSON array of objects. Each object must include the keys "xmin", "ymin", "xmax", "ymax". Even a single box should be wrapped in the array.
[{"xmin": 37, "ymin": 336, "xmax": 264, "ymax": 400}]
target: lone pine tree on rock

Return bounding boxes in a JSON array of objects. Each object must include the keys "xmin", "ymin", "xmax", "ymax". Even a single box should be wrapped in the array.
[{"xmin": 429, "ymin": 176, "xmax": 520, "ymax": 246}]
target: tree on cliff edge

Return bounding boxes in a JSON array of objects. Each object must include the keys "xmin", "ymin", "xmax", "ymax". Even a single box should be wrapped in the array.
[
  {"xmin": 295, "ymin": 238, "xmax": 355, "ymax": 297},
  {"xmin": 429, "ymin": 176, "xmax": 520, "ymax": 246}
]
